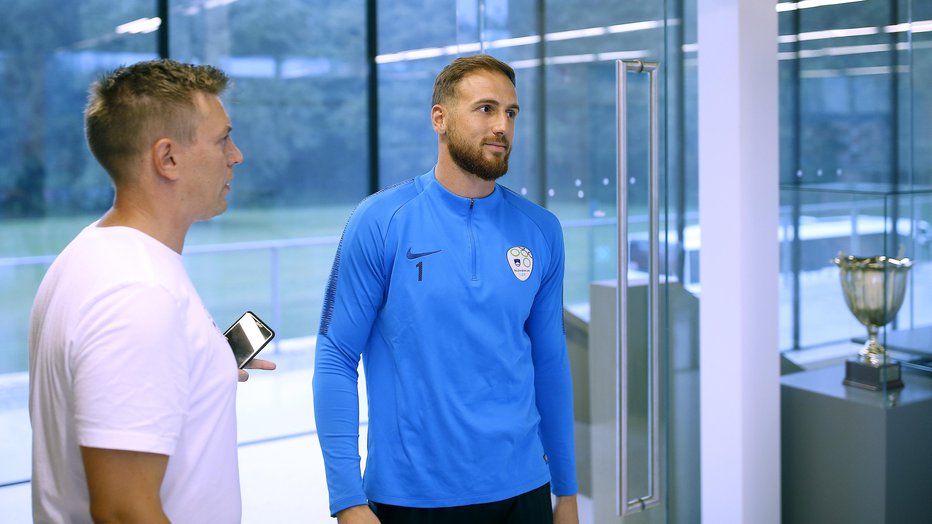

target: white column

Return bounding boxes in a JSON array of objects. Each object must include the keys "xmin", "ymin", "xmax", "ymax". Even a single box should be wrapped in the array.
[{"xmin": 697, "ymin": 0, "xmax": 780, "ymax": 522}]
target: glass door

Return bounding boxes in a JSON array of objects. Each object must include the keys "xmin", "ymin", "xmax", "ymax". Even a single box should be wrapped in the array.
[
  {"xmin": 546, "ymin": 1, "xmax": 699, "ymax": 522},
  {"xmin": 373, "ymin": 0, "xmax": 699, "ymax": 520}
]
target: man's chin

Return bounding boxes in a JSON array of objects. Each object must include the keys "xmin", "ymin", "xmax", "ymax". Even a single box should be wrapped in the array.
[
  {"xmin": 474, "ymin": 169, "xmax": 507, "ymax": 182},
  {"xmin": 477, "ymin": 156, "xmax": 508, "ymax": 180},
  {"xmin": 199, "ymin": 202, "xmax": 229, "ymax": 222}
]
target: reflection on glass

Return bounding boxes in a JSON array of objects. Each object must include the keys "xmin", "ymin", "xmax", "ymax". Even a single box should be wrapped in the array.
[
  {"xmin": 779, "ymin": 0, "xmax": 932, "ymax": 352},
  {"xmin": 170, "ymin": 0, "xmax": 368, "ymax": 341},
  {"xmin": 0, "ymin": 1, "xmax": 158, "ymax": 374}
]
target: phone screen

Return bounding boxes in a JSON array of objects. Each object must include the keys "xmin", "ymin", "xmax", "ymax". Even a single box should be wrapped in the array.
[{"xmin": 224, "ymin": 311, "xmax": 275, "ymax": 369}]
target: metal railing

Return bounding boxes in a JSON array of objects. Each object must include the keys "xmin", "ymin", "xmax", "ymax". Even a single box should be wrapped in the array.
[
  {"xmin": 183, "ymin": 235, "xmax": 342, "ymax": 352},
  {"xmin": 0, "ymin": 235, "xmax": 341, "ymax": 373}
]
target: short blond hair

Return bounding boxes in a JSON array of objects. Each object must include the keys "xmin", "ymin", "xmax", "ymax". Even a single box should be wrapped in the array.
[
  {"xmin": 84, "ymin": 59, "xmax": 229, "ymax": 182},
  {"xmin": 431, "ymin": 54, "xmax": 515, "ymax": 107}
]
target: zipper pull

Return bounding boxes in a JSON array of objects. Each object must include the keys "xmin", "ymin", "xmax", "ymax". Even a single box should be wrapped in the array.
[{"xmin": 469, "ymin": 198, "xmax": 475, "ymax": 210}]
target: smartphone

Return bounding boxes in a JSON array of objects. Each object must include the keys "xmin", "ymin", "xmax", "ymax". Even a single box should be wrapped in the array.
[{"xmin": 224, "ymin": 311, "xmax": 275, "ymax": 369}]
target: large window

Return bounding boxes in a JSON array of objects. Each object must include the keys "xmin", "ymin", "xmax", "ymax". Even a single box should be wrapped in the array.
[
  {"xmin": 779, "ymin": 0, "xmax": 932, "ymax": 350},
  {"xmin": 0, "ymin": 1, "xmax": 157, "ymax": 375},
  {"xmin": 0, "ymin": 0, "xmax": 370, "ymax": 376},
  {"xmin": 0, "ymin": 0, "xmax": 161, "ymax": 494},
  {"xmin": 21, "ymin": 0, "xmax": 921, "ymax": 519},
  {"xmin": 168, "ymin": 0, "xmax": 369, "ymax": 347},
  {"xmin": 0, "ymin": 0, "xmax": 369, "ymax": 497},
  {"xmin": 376, "ymin": 0, "xmax": 542, "ymax": 193}
]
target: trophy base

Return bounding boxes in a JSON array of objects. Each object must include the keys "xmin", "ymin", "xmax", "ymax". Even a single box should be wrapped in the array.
[{"xmin": 843, "ymin": 359, "xmax": 905, "ymax": 391}]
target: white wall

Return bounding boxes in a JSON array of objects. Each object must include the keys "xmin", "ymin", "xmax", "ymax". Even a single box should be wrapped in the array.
[{"xmin": 697, "ymin": 0, "xmax": 781, "ymax": 522}]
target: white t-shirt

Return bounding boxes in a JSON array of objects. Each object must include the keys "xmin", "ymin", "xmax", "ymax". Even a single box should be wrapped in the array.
[{"xmin": 29, "ymin": 223, "xmax": 241, "ymax": 523}]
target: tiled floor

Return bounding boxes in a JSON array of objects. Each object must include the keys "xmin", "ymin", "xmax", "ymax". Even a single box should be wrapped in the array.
[{"xmin": 0, "ymin": 349, "xmax": 593, "ymax": 523}]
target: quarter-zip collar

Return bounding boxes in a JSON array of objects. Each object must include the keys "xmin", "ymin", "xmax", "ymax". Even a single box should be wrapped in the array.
[
  {"xmin": 417, "ymin": 168, "xmax": 502, "ymax": 216},
  {"xmin": 416, "ymin": 168, "xmax": 502, "ymax": 283}
]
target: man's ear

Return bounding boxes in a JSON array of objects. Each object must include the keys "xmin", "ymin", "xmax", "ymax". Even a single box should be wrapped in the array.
[
  {"xmin": 431, "ymin": 104, "xmax": 446, "ymax": 135},
  {"xmin": 152, "ymin": 138, "xmax": 180, "ymax": 181}
]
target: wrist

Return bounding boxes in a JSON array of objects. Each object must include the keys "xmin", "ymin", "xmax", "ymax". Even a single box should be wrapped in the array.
[
  {"xmin": 556, "ymin": 494, "xmax": 578, "ymax": 505},
  {"xmin": 337, "ymin": 504, "xmax": 371, "ymax": 520}
]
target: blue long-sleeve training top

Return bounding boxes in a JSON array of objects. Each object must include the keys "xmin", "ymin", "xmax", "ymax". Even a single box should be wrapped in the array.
[{"xmin": 313, "ymin": 169, "xmax": 577, "ymax": 516}]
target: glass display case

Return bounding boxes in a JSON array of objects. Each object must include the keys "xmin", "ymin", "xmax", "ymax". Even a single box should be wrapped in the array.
[{"xmin": 780, "ymin": 182, "xmax": 932, "ymax": 381}]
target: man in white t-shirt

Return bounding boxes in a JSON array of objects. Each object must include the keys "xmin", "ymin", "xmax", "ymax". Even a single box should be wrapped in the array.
[{"xmin": 28, "ymin": 59, "xmax": 275, "ymax": 523}]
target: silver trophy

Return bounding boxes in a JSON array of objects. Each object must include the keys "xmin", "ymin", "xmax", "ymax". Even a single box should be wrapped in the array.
[{"xmin": 834, "ymin": 253, "xmax": 912, "ymax": 391}]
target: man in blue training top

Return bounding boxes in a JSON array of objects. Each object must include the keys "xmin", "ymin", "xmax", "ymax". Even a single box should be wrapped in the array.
[{"xmin": 313, "ymin": 54, "xmax": 578, "ymax": 524}]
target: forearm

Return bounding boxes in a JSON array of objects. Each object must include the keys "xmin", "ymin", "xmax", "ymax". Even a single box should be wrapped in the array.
[
  {"xmin": 534, "ymin": 354, "xmax": 578, "ymax": 495},
  {"xmin": 530, "ymin": 312, "xmax": 578, "ymax": 492},
  {"xmin": 529, "ymin": 249, "xmax": 578, "ymax": 494},
  {"xmin": 553, "ymin": 494, "xmax": 579, "ymax": 524},
  {"xmin": 313, "ymin": 354, "xmax": 368, "ymax": 516}
]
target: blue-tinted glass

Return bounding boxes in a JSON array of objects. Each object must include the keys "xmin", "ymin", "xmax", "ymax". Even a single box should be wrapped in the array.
[
  {"xmin": 0, "ymin": 0, "xmax": 157, "ymax": 492},
  {"xmin": 376, "ymin": 56, "xmax": 443, "ymax": 188},
  {"xmin": 379, "ymin": 0, "xmax": 457, "ymax": 54},
  {"xmin": 0, "ymin": 1, "xmax": 157, "ymax": 375},
  {"xmin": 779, "ymin": 0, "xmax": 932, "ymax": 350},
  {"xmin": 544, "ymin": 1, "xmax": 676, "ymax": 306},
  {"xmin": 169, "ymin": 0, "xmax": 368, "ymax": 343},
  {"xmin": 376, "ymin": 0, "xmax": 542, "ymax": 193}
]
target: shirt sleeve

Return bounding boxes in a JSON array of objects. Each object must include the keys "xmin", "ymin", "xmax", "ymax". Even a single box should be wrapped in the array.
[
  {"xmin": 525, "ymin": 218, "xmax": 578, "ymax": 496},
  {"xmin": 313, "ymin": 205, "xmax": 387, "ymax": 516},
  {"xmin": 71, "ymin": 283, "xmax": 190, "ymax": 455}
]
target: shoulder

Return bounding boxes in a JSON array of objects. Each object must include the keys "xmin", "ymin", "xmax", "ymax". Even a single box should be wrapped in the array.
[
  {"xmin": 49, "ymin": 226, "xmax": 190, "ymax": 308},
  {"xmin": 345, "ymin": 178, "xmax": 421, "ymax": 230},
  {"xmin": 499, "ymin": 185, "xmax": 563, "ymax": 234}
]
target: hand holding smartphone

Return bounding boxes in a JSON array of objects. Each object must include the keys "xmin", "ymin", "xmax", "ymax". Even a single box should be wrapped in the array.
[{"xmin": 224, "ymin": 311, "xmax": 275, "ymax": 369}]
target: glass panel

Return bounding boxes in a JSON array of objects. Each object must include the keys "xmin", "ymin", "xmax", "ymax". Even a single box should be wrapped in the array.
[
  {"xmin": 0, "ymin": 0, "xmax": 157, "ymax": 491},
  {"xmin": 169, "ymin": 0, "xmax": 368, "ymax": 348},
  {"xmin": 913, "ymin": 0, "xmax": 932, "ymax": 182},
  {"xmin": 376, "ymin": 50, "xmax": 450, "ymax": 188},
  {"xmin": 376, "ymin": 0, "xmax": 455, "ymax": 189},
  {"xmin": 0, "ymin": 0, "xmax": 706, "ymax": 520},
  {"xmin": 544, "ymin": 2, "xmax": 669, "ymax": 305},
  {"xmin": 546, "ymin": 0, "xmax": 698, "ymax": 521},
  {"xmin": 779, "ymin": 0, "xmax": 932, "ymax": 356},
  {"xmin": 376, "ymin": 0, "xmax": 541, "ymax": 192},
  {"xmin": 0, "ymin": 1, "xmax": 157, "ymax": 373},
  {"xmin": 379, "ymin": 0, "xmax": 458, "ymax": 54},
  {"xmin": 545, "ymin": 2, "xmax": 665, "ymax": 516},
  {"xmin": 781, "ymin": 184, "xmax": 932, "ymax": 355},
  {"xmin": 374, "ymin": 3, "xmax": 701, "ymax": 521}
]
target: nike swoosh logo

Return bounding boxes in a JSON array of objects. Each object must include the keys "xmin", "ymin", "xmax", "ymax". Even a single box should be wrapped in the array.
[{"xmin": 406, "ymin": 248, "xmax": 442, "ymax": 260}]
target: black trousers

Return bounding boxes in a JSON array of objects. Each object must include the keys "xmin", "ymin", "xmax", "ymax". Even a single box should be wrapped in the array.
[{"xmin": 369, "ymin": 483, "xmax": 553, "ymax": 524}]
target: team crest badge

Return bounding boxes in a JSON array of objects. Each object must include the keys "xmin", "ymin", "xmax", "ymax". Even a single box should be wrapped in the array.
[{"xmin": 507, "ymin": 246, "xmax": 533, "ymax": 281}]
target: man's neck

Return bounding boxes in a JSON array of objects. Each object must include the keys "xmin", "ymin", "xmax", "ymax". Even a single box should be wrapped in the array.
[
  {"xmin": 98, "ymin": 198, "xmax": 189, "ymax": 254},
  {"xmin": 434, "ymin": 158, "xmax": 496, "ymax": 199}
]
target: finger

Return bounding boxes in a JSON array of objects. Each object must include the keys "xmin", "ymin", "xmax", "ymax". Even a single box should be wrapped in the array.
[
  {"xmin": 245, "ymin": 358, "xmax": 277, "ymax": 371},
  {"xmin": 238, "ymin": 369, "xmax": 250, "ymax": 382}
]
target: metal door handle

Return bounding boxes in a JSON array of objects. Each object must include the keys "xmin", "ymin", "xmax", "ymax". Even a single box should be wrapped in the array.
[{"xmin": 616, "ymin": 58, "xmax": 662, "ymax": 516}]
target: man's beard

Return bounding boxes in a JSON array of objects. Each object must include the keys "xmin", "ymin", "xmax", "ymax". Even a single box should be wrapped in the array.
[{"xmin": 446, "ymin": 125, "xmax": 510, "ymax": 182}]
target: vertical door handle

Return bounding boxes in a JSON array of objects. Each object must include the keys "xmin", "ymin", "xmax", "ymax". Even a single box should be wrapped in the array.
[{"xmin": 616, "ymin": 59, "xmax": 662, "ymax": 516}]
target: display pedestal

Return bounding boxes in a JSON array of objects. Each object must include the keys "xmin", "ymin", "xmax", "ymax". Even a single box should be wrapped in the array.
[{"xmin": 781, "ymin": 365, "xmax": 932, "ymax": 523}]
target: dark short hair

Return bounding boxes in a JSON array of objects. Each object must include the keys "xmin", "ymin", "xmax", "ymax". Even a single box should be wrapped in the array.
[
  {"xmin": 85, "ymin": 59, "xmax": 229, "ymax": 182},
  {"xmin": 431, "ymin": 54, "xmax": 516, "ymax": 107}
]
